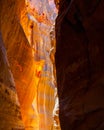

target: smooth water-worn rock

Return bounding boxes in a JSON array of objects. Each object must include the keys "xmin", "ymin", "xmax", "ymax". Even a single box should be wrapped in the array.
[{"xmin": 24, "ymin": 1, "xmax": 60, "ymax": 129}]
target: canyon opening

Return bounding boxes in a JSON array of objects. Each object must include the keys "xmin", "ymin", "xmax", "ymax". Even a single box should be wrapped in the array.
[
  {"xmin": 0, "ymin": 0, "xmax": 104, "ymax": 130},
  {"xmin": 0, "ymin": 0, "xmax": 60, "ymax": 129}
]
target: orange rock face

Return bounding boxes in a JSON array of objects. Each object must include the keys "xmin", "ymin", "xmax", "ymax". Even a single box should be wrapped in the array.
[{"xmin": 0, "ymin": 0, "xmax": 60, "ymax": 129}]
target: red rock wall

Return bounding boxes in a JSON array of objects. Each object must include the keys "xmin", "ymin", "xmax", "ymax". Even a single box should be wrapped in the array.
[{"xmin": 55, "ymin": 0, "xmax": 104, "ymax": 129}]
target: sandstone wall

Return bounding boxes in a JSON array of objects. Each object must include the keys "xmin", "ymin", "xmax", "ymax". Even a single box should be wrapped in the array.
[
  {"xmin": 0, "ymin": 0, "xmax": 35, "ymax": 129},
  {"xmin": 0, "ymin": 32, "xmax": 24, "ymax": 129},
  {"xmin": 55, "ymin": 0, "xmax": 104, "ymax": 129}
]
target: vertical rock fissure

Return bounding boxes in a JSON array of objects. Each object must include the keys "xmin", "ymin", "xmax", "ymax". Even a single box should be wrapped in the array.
[{"xmin": 21, "ymin": 0, "xmax": 61, "ymax": 129}]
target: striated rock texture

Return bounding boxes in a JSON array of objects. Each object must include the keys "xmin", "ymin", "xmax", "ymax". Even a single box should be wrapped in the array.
[
  {"xmin": 55, "ymin": 0, "xmax": 104, "ymax": 130},
  {"xmin": 24, "ymin": 1, "xmax": 61, "ymax": 129},
  {"xmin": 0, "ymin": 33, "xmax": 24, "ymax": 129}
]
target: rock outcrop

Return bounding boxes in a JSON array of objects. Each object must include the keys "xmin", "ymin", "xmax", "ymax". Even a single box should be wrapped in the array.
[{"xmin": 55, "ymin": 0, "xmax": 104, "ymax": 130}]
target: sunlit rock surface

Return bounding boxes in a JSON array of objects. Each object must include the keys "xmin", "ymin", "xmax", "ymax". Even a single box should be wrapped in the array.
[
  {"xmin": 55, "ymin": 0, "xmax": 104, "ymax": 130},
  {"xmin": 23, "ymin": 1, "xmax": 60, "ymax": 129},
  {"xmin": 0, "ymin": 32, "xmax": 24, "ymax": 129},
  {"xmin": 0, "ymin": 0, "xmax": 60, "ymax": 129}
]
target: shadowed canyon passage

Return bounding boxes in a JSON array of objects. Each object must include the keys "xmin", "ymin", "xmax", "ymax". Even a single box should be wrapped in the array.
[
  {"xmin": 55, "ymin": 0, "xmax": 104, "ymax": 130},
  {"xmin": 0, "ymin": 0, "xmax": 60, "ymax": 129},
  {"xmin": 0, "ymin": 0, "xmax": 104, "ymax": 130}
]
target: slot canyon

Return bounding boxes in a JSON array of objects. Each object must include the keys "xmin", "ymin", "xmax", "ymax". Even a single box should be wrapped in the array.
[{"xmin": 0, "ymin": 0, "xmax": 104, "ymax": 130}]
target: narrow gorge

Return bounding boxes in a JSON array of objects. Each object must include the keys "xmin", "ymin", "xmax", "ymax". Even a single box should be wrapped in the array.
[
  {"xmin": 0, "ymin": 0, "xmax": 104, "ymax": 130},
  {"xmin": 0, "ymin": 0, "xmax": 60, "ymax": 129}
]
